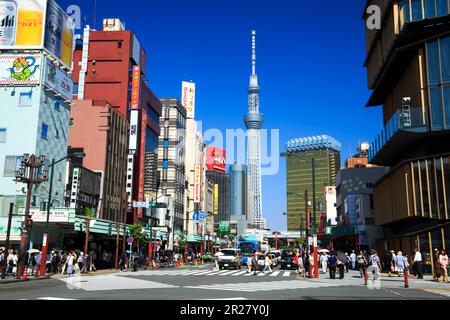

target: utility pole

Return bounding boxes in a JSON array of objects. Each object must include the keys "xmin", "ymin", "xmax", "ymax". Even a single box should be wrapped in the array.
[{"xmin": 14, "ymin": 154, "xmax": 47, "ymax": 277}]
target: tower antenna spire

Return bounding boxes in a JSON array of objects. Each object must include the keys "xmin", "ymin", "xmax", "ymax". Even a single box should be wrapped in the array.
[{"xmin": 252, "ymin": 30, "xmax": 256, "ymax": 75}]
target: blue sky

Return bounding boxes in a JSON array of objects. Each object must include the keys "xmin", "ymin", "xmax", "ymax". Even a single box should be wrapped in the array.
[{"xmin": 59, "ymin": 0, "xmax": 383, "ymax": 231}]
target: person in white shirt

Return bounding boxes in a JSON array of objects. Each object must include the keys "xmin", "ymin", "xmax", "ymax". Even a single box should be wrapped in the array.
[
  {"xmin": 350, "ymin": 250, "xmax": 357, "ymax": 270},
  {"xmin": 413, "ymin": 248, "xmax": 423, "ymax": 279},
  {"xmin": 320, "ymin": 253, "xmax": 328, "ymax": 274},
  {"xmin": 263, "ymin": 255, "xmax": 272, "ymax": 273}
]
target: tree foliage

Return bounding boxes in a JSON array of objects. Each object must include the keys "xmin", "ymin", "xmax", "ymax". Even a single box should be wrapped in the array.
[{"xmin": 129, "ymin": 224, "xmax": 149, "ymax": 246}]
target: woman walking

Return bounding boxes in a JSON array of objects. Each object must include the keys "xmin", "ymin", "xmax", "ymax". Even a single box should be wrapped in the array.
[
  {"xmin": 439, "ymin": 249, "xmax": 449, "ymax": 283},
  {"xmin": 65, "ymin": 252, "xmax": 75, "ymax": 277},
  {"xmin": 396, "ymin": 251, "xmax": 406, "ymax": 277},
  {"xmin": 356, "ymin": 251, "xmax": 368, "ymax": 278}
]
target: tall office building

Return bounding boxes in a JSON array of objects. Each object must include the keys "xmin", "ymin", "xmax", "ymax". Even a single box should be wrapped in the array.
[
  {"xmin": 284, "ymin": 135, "xmax": 341, "ymax": 232},
  {"xmin": 363, "ymin": 1, "xmax": 450, "ymax": 269},
  {"xmin": 72, "ymin": 21, "xmax": 162, "ymax": 225},
  {"xmin": 230, "ymin": 163, "xmax": 248, "ymax": 235},
  {"xmin": 244, "ymin": 30, "xmax": 265, "ymax": 230},
  {"xmin": 158, "ymin": 98, "xmax": 186, "ymax": 236}
]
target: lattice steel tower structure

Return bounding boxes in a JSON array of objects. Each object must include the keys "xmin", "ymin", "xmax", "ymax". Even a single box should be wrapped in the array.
[{"xmin": 244, "ymin": 30, "xmax": 265, "ymax": 230}]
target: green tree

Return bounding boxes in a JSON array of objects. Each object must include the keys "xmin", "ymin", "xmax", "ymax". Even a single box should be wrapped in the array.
[{"xmin": 129, "ymin": 224, "xmax": 148, "ymax": 247}]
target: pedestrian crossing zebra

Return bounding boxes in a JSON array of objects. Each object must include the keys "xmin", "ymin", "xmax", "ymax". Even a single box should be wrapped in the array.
[
  {"xmin": 184, "ymin": 280, "xmax": 344, "ymax": 292},
  {"xmin": 133, "ymin": 269, "xmax": 295, "ymax": 278}
]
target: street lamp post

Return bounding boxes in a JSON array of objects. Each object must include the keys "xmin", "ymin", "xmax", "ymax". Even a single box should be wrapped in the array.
[{"xmin": 40, "ymin": 151, "xmax": 84, "ymax": 276}]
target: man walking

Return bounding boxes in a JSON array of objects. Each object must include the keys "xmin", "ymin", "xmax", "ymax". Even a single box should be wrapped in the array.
[
  {"xmin": 328, "ymin": 252, "xmax": 337, "ymax": 279},
  {"xmin": 413, "ymin": 248, "xmax": 423, "ymax": 279},
  {"xmin": 251, "ymin": 253, "xmax": 258, "ymax": 275},
  {"xmin": 350, "ymin": 250, "xmax": 357, "ymax": 270},
  {"xmin": 369, "ymin": 250, "xmax": 381, "ymax": 281}
]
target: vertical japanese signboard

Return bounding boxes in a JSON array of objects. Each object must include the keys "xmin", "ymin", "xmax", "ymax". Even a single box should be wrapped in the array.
[
  {"xmin": 214, "ymin": 184, "xmax": 219, "ymax": 215},
  {"xmin": 181, "ymin": 81, "xmax": 195, "ymax": 118},
  {"xmin": 194, "ymin": 164, "xmax": 201, "ymax": 203}
]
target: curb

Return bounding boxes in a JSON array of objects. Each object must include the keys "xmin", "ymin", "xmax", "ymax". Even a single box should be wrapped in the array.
[{"xmin": 0, "ymin": 276, "xmax": 51, "ymax": 285}]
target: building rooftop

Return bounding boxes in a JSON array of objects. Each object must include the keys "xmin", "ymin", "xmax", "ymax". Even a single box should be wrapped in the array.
[{"xmin": 286, "ymin": 135, "xmax": 342, "ymax": 153}]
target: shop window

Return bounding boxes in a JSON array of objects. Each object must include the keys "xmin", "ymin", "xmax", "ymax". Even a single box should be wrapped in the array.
[
  {"xmin": 435, "ymin": 158, "xmax": 446, "ymax": 219},
  {"xmin": 428, "ymin": 160, "xmax": 438, "ymax": 219},
  {"xmin": 421, "ymin": 161, "xmax": 430, "ymax": 217},
  {"xmin": 445, "ymin": 229, "xmax": 450, "ymax": 251},
  {"xmin": 413, "ymin": 161, "xmax": 422, "ymax": 215}
]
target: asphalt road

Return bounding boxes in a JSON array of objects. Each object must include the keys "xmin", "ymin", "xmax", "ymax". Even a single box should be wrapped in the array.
[{"xmin": 1, "ymin": 266, "xmax": 449, "ymax": 300}]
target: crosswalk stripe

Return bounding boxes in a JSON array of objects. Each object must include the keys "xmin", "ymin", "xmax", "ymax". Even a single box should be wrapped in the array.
[
  {"xmin": 257, "ymin": 272, "xmax": 266, "ymax": 276},
  {"xmin": 207, "ymin": 270, "xmax": 229, "ymax": 276},
  {"xmin": 270, "ymin": 271, "xmax": 281, "ymax": 277},
  {"xmin": 180, "ymin": 270, "xmax": 208, "ymax": 276},
  {"xmin": 184, "ymin": 280, "xmax": 343, "ymax": 292},
  {"xmin": 232, "ymin": 271, "xmax": 248, "ymax": 276},
  {"xmin": 219, "ymin": 270, "xmax": 241, "ymax": 276},
  {"xmin": 282, "ymin": 271, "xmax": 291, "ymax": 277},
  {"xmin": 193, "ymin": 270, "xmax": 215, "ymax": 276}
]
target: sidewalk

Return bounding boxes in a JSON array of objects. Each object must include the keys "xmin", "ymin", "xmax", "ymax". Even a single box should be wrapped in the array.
[{"xmin": 0, "ymin": 275, "xmax": 51, "ymax": 285}]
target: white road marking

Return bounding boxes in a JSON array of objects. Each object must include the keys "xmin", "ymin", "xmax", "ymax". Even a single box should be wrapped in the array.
[
  {"xmin": 204, "ymin": 297, "xmax": 248, "ymax": 300},
  {"xmin": 59, "ymin": 274, "xmax": 178, "ymax": 291},
  {"xmin": 232, "ymin": 271, "xmax": 248, "ymax": 276},
  {"xmin": 207, "ymin": 270, "xmax": 230, "ymax": 276},
  {"xmin": 270, "ymin": 271, "xmax": 281, "ymax": 277},
  {"xmin": 36, "ymin": 297, "xmax": 77, "ymax": 300},
  {"xmin": 219, "ymin": 270, "xmax": 241, "ymax": 276},
  {"xmin": 282, "ymin": 271, "xmax": 291, "ymax": 277},
  {"xmin": 184, "ymin": 280, "xmax": 344, "ymax": 292}
]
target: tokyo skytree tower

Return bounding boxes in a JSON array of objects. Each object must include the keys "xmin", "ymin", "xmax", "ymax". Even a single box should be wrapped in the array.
[{"xmin": 244, "ymin": 30, "xmax": 265, "ymax": 229}]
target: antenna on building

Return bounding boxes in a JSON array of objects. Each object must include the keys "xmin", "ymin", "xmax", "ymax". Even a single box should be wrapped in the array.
[
  {"xmin": 251, "ymin": 30, "xmax": 256, "ymax": 75},
  {"xmin": 93, "ymin": 0, "xmax": 97, "ymax": 30}
]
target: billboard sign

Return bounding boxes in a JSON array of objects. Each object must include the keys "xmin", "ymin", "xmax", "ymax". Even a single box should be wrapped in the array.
[
  {"xmin": 219, "ymin": 221, "xmax": 230, "ymax": 234},
  {"xmin": 43, "ymin": 58, "xmax": 73, "ymax": 100},
  {"xmin": 0, "ymin": 0, "xmax": 46, "ymax": 48},
  {"xmin": 214, "ymin": 184, "xmax": 219, "ymax": 215},
  {"xmin": 0, "ymin": 54, "xmax": 42, "ymax": 85},
  {"xmin": 130, "ymin": 65, "xmax": 140, "ymax": 109},
  {"xmin": 26, "ymin": 209, "xmax": 70, "ymax": 223},
  {"xmin": 181, "ymin": 81, "xmax": 195, "ymax": 118},
  {"xmin": 206, "ymin": 146, "xmax": 226, "ymax": 172},
  {"xmin": 194, "ymin": 164, "xmax": 202, "ymax": 203},
  {"xmin": 0, "ymin": 0, "xmax": 74, "ymax": 68},
  {"xmin": 129, "ymin": 110, "xmax": 139, "ymax": 151}
]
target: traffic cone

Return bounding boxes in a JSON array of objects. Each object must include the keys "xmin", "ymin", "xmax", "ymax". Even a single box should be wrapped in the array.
[
  {"xmin": 202, "ymin": 259, "xmax": 204, "ymax": 265},
  {"xmin": 175, "ymin": 260, "xmax": 179, "ymax": 269},
  {"xmin": 181, "ymin": 260, "xmax": 184, "ymax": 267},
  {"xmin": 195, "ymin": 259, "xmax": 198, "ymax": 266},
  {"xmin": 22, "ymin": 267, "xmax": 28, "ymax": 280}
]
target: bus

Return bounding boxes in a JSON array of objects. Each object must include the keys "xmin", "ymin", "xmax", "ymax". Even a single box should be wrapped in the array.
[{"xmin": 237, "ymin": 239, "xmax": 260, "ymax": 264}]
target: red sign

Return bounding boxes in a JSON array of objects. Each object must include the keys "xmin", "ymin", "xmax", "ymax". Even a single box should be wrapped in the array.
[
  {"xmin": 131, "ymin": 66, "xmax": 141, "ymax": 110},
  {"xmin": 206, "ymin": 146, "xmax": 226, "ymax": 173}
]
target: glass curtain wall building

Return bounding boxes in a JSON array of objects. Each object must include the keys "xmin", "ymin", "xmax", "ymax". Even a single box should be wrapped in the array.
[
  {"xmin": 283, "ymin": 135, "xmax": 341, "ymax": 232},
  {"xmin": 363, "ymin": 0, "xmax": 450, "ymax": 273}
]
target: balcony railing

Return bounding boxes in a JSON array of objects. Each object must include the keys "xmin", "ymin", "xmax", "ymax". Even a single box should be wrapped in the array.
[{"xmin": 368, "ymin": 106, "xmax": 428, "ymax": 162}]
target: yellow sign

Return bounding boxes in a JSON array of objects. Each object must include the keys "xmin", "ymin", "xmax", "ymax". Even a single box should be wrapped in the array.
[{"xmin": 214, "ymin": 184, "xmax": 219, "ymax": 215}]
